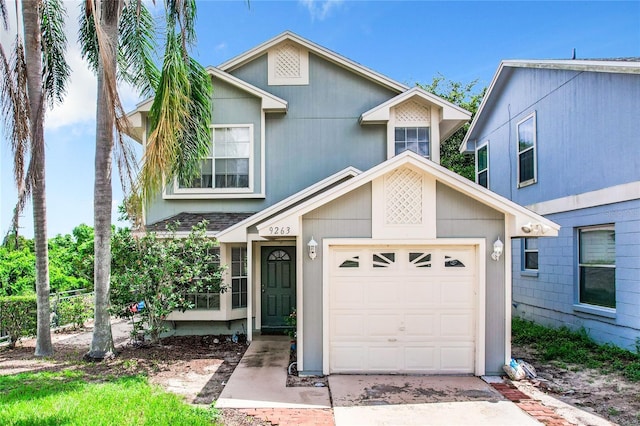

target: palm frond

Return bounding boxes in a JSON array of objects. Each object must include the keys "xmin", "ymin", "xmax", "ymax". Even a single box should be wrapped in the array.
[
  {"xmin": 118, "ymin": 0, "xmax": 159, "ymax": 98},
  {"xmin": 0, "ymin": 0, "xmax": 8, "ymax": 30},
  {"xmin": 140, "ymin": 31, "xmax": 190, "ymax": 201},
  {"xmin": 40, "ymin": 0, "xmax": 70, "ymax": 107},
  {"xmin": 78, "ymin": 0, "xmax": 99, "ymax": 72}
]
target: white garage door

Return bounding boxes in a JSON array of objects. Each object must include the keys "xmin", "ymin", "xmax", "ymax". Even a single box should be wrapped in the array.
[{"xmin": 328, "ymin": 245, "xmax": 477, "ymax": 374}]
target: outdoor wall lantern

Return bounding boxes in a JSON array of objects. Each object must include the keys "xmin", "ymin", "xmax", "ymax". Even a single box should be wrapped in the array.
[
  {"xmin": 308, "ymin": 237, "xmax": 318, "ymax": 260},
  {"xmin": 491, "ymin": 237, "xmax": 504, "ymax": 261}
]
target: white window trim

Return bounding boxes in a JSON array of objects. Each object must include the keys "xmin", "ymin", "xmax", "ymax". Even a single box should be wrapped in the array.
[
  {"xmin": 516, "ymin": 112, "xmax": 537, "ymax": 188},
  {"xmin": 172, "ymin": 123, "xmax": 255, "ymax": 195},
  {"xmin": 576, "ymin": 224, "xmax": 616, "ymax": 312},
  {"xmin": 475, "ymin": 140, "xmax": 489, "ymax": 188},
  {"xmin": 231, "ymin": 245, "xmax": 248, "ymax": 309},
  {"xmin": 522, "ymin": 237, "xmax": 538, "ymax": 272},
  {"xmin": 386, "ymin": 102, "xmax": 440, "ymax": 163}
]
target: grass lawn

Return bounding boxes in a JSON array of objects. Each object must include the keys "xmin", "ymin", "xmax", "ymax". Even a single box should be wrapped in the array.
[
  {"xmin": 0, "ymin": 370, "xmax": 219, "ymax": 425},
  {"xmin": 512, "ymin": 317, "xmax": 640, "ymax": 382}
]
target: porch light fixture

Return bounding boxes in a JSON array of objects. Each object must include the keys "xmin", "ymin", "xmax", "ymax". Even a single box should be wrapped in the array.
[
  {"xmin": 491, "ymin": 237, "xmax": 504, "ymax": 261},
  {"xmin": 521, "ymin": 222, "xmax": 551, "ymax": 235},
  {"xmin": 308, "ymin": 237, "xmax": 318, "ymax": 260}
]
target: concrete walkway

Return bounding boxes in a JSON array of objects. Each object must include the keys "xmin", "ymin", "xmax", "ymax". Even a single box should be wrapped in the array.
[{"xmin": 215, "ymin": 335, "xmax": 331, "ymax": 409}]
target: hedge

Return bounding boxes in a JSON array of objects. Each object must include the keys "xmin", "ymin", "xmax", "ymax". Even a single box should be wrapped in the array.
[{"xmin": 0, "ymin": 295, "xmax": 37, "ymax": 348}]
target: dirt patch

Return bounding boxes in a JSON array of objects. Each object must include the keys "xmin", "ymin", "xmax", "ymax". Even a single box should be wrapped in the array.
[
  {"xmin": 512, "ymin": 341, "xmax": 640, "ymax": 425},
  {"xmin": 285, "ymin": 347, "xmax": 329, "ymax": 388},
  {"xmin": 0, "ymin": 324, "xmax": 270, "ymax": 426}
]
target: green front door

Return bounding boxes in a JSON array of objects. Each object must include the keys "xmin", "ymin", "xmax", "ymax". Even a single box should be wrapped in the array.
[{"xmin": 261, "ymin": 246, "xmax": 296, "ymax": 330}]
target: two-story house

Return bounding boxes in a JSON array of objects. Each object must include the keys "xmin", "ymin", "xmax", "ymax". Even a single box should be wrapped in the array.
[
  {"xmin": 127, "ymin": 32, "xmax": 558, "ymax": 376},
  {"xmin": 461, "ymin": 59, "xmax": 640, "ymax": 351}
]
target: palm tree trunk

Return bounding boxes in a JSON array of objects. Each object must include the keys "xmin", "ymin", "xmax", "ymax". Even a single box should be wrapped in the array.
[
  {"xmin": 23, "ymin": 0, "xmax": 53, "ymax": 357},
  {"xmin": 87, "ymin": 0, "xmax": 120, "ymax": 360}
]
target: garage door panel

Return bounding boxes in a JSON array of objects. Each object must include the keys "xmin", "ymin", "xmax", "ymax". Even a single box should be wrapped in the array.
[
  {"xmin": 404, "ymin": 314, "xmax": 436, "ymax": 337},
  {"xmin": 440, "ymin": 313, "xmax": 475, "ymax": 337},
  {"xmin": 366, "ymin": 314, "xmax": 402, "ymax": 337},
  {"xmin": 329, "ymin": 245, "xmax": 477, "ymax": 374}
]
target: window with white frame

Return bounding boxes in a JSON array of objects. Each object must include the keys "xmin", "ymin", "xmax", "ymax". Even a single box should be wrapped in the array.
[
  {"xmin": 231, "ymin": 247, "xmax": 248, "ymax": 309},
  {"xmin": 476, "ymin": 141, "xmax": 489, "ymax": 188},
  {"xmin": 178, "ymin": 125, "xmax": 252, "ymax": 191},
  {"xmin": 578, "ymin": 226, "xmax": 615, "ymax": 309},
  {"xmin": 517, "ymin": 112, "xmax": 537, "ymax": 187},
  {"xmin": 394, "ymin": 127, "xmax": 430, "ymax": 158},
  {"xmin": 522, "ymin": 238, "xmax": 538, "ymax": 271},
  {"xmin": 186, "ymin": 247, "xmax": 221, "ymax": 310}
]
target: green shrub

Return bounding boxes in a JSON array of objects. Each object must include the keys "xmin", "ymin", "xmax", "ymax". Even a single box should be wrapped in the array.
[
  {"xmin": 0, "ymin": 295, "xmax": 37, "ymax": 348},
  {"xmin": 54, "ymin": 295, "xmax": 93, "ymax": 329}
]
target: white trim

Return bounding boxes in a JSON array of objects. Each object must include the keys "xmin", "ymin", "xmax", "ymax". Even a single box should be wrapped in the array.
[
  {"xmin": 322, "ymin": 238, "xmax": 486, "ymax": 376},
  {"xmin": 171, "ymin": 124, "xmax": 255, "ymax": 196},
  {"xmin": 516, "ymin": 112, "xmax": 537, "ymax": 188},
  {"xmin": 296, "ymin": 223, "xmax": 304, "ymax": 372},
  {"xmin": 475, "ymin": 140, "xmax": 489, "ymax": 188},
  {"xmin": 503, "ymin": 223, "xmax": 512, "ymax": 367},
  {"xmin": 206, "ymin": 66, "xmax": 288, "ymax": 112},
  {"xmin": 257, "ymin": 151, "xmax": 559, "ymax": 239},
  {"xmin": 217, "ymin": 167, "xmax": 361, "ymax": 242},
  {"xmin": 527, "ymin": 181, "xmax": 640, "ymax": 215},
  {"xmin": 218, "ymin": 31, "xmax": 408, "ymax": 93},
  {"xmin": 461, "ymin": 59, "xmax": 640, "ymax": 153},
  {"xmin": 267, "ymin": 42, "xmax": 309, "ymax": 86}
]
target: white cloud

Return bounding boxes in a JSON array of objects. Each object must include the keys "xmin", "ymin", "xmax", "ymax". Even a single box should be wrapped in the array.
[{"xmin": 299, "ymin": 0, "xmax": 344, "ymax": 21}]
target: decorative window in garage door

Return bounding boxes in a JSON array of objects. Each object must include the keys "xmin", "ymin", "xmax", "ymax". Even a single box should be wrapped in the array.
[
  {"xmin": 409, "ymin": 252, "xmax": 432, "ymax": 268},
  {"xmin": 445, "ymin": 255, "xmax": 465, "ymax": 268},
  {"xmin": 339, "ymin": 255, "xmax": 360, "ymax": 268},
  {"xmin": 373, "ymin": 252, "xmax": 396, "ymax": 268}
]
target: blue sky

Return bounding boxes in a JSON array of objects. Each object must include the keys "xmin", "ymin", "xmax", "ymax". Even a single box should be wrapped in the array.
[{"xmin": 1, "ymin": 0, "xmax": 639, "ymax": 238}]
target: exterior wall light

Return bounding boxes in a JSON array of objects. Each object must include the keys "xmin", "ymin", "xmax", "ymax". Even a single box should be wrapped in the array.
[
  {"xmin": 308, "ymin": 237, "xmax": 318, "ymax": 260},
  {"xmin": 492, "ymin": 237, "xmax": 504, "ymax": 261}
]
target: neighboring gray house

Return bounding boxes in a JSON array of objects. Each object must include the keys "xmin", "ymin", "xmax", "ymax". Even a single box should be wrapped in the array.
[
  {"xmin": 461, "ymin": 59, "xmax": 640, "ymax": 351},
  {"xmin": 128, "ymin": 32, "xmax": 558, "ymax": 376}
]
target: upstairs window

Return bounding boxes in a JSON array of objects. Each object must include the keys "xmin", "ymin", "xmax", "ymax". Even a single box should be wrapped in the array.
[
  {"xmin": 517, "ymin": 112, "xmax": 537, "ymax": 187},
  {"xmin": 476, "ymin": 141, "xmax": 489, "ymax": 188},
  {"xmin": 395, "ymin": 127, "xmax": 430, "ymax": 158},
  {"xmin": 177, "ymin": 125, "xmax": 252, "ymax": 191},
  {"xmin": 579, "ymin": 226, "xmax": 615, "ymax": 309}
]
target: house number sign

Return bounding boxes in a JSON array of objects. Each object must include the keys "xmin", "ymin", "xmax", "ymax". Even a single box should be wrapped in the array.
[{"xmin": 268, "ymin": 226, "xmax": 291, "ymax": 235}]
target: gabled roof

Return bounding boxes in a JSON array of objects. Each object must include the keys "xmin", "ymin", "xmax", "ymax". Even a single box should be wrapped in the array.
[
  {"xmin": 360, "ymin": 87, "xmax": 472, "ymax": 142},
  {"xmin": 460, "ymin": 59, "xmax": 640, "ymax": 152},
  {"xmin": 216, "ymin": 167, "xmax": 361, "ymax": 243},
  {"xmin": 218, "ymin": 31, "xmax": 408, "ymax": 93},
  {"xmin": 257, "ymin": 151, "xmax": 560, "ymax": 238},
  {"xmin": 125, "ymin": 67, "xmax": 288, "ymax": 143}
]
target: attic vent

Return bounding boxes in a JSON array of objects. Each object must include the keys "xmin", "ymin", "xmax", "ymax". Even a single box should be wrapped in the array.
[
  {"xmin": 275, "ymin": 43, "xmax": 301, "ymax": 78},
  {"xmin": 268, "ymin": 42, "xmax": 309, "ymax": 86},
  {"xmin": 395, "ymin": 101, "xmax": 431, "ymax": 124},
  {"xmin": 385, "ymin": 168, "xmax": 422, "ymax": 225}
]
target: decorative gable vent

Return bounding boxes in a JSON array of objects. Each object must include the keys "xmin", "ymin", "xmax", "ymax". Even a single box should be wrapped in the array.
[
  {"xmin": 268, "ymin": 42, "xmax": 309, "ymax": 86},
  {"xmin": 385, "ymin": 168, "xmax": 423, "ymax": 225},
  {"xmin": 395, "ymin": 100, "xmax": 431, "ymax": 124},
  {"xmin": 275, "ymin": 43, "xmax": 301, "ymax": 79}
]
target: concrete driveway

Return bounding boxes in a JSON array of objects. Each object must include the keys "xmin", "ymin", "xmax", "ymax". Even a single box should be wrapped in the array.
[{"xmin": 329, "ymin": 375, "xmax": 541, "ymax": 425}]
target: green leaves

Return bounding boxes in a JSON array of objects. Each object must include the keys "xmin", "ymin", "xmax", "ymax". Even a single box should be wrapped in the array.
[{"xmin": 40, "ymin": 0, "xmax": 70, "ymax": 107}]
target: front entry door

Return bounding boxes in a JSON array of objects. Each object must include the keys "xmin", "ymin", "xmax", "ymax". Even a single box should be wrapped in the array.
[{"xmin": 261, "ymin": 246, "xmax": 296, "ymax": 330}]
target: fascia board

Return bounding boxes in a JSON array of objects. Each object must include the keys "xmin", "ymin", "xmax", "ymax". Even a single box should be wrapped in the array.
[
  {"xmin": 258, "ymin": 151, "xmax": 559, "ymax": 237},
  {"xmin": 218, "ymin": 31, "xmax": 408, "ymax": 93},
  {"xmin": 216, "ymin": 167, "xmax": 362, "ymax": 243},
  {"xmin": 503, "ymin": 59, "xmax": 640, "ymax": 74}
]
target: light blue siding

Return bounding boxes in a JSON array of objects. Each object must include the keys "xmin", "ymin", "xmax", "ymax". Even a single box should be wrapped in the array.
[
  {"xmin": 147, "ymin": 52, "xmax": 395, "ymax": 225},
  {"xmin": 512, "ymin": 199, "xmax": 640, "ymax": 351}
]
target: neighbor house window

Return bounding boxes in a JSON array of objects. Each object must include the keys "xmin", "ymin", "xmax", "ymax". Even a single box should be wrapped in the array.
[
  {"xmin": 523, "ymin": 238, "xmax": 538, "ymax": 271},
  {"xmin": 178, "ymin": 125, "xmax": 252, "ymax": 191},
  {"xmin": 476, "ymin": 141, "xmax": 489, "ymax": 188},
  {"xmin": 578, "ymin": 226, "xmax": 615, "ymax": 309},
  {"xmin": 395, "ymin": 127, "xmax": 430, "ymax": 158},
  {"xmin": 517, "ymin": 112, "xmax": 537, "ymax": 187},
  {"xmin": 231, "ymin": 247, "xmax": 248, "ymax": 308}
]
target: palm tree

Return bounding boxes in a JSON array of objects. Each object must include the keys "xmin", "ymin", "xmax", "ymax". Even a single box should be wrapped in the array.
[
  {"xmin": 0, "ymin": 0, "xmax": 70, "ymax": 356},
  {"xmin": 79, "ymin": 0, "xmax": 212, "ymax": 360}
]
